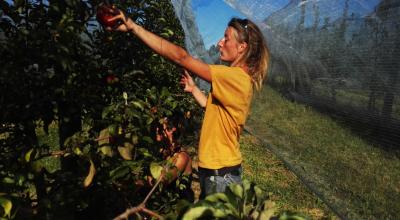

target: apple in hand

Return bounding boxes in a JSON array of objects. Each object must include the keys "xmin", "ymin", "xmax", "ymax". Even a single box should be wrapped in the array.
[{"xmin": 96, "ymin": 5, "xmax": 118, "ymax": 28}]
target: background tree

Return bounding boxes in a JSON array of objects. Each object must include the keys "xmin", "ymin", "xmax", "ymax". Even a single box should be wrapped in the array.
[{"xmin": 0, "ymin": 0, "xmax": 201, "ymax": 218}]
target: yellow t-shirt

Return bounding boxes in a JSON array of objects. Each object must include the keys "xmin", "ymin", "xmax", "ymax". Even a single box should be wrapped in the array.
[{"xmin": 198, "ymin": 65, "xmax": 253, "ymax": 169}]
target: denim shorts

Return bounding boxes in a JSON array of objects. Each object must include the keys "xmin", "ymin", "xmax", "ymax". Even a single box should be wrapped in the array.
[{"xmin": 198, "ymin": 166, "xmax": 242, "ymax": 199}]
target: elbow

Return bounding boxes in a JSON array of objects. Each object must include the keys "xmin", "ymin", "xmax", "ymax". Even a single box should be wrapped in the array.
[{"xmin": 174, "ymin": 48, "xmax": 190, "ymax": 66}]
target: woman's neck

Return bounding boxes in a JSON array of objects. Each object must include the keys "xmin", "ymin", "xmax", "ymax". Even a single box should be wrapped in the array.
[{"xmin": 231, "ymin": 61, "xmax": 249, "ymax": 73}]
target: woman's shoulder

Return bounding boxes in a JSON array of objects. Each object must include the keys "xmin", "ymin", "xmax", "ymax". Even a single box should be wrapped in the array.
[{"xmin": 210, "ymin": 65, "xmax": 250, "ymax": 80}]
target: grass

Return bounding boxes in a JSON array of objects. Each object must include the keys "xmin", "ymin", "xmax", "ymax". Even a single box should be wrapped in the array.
[
  {"xmin": 244, "ymin": 86, "xmax": 400, "ymax": 219},
  {"xmin": 240, "ymin": 133, "xmax": 338, "ymax": 219},
  {"xmin": 311, "ymin": 85, "xmax": 400, "ymax": 120}
]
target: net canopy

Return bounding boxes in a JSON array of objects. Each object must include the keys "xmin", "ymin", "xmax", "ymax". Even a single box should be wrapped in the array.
[{"xmin": 172, "ymin": 0, "xmax": 400, "ymax": 219}]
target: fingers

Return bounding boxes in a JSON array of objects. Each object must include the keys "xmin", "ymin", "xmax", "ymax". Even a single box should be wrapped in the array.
[
  {"xmin": 183, "ymin": 70, "xmax": 191, "ymax": 79},
  {"xmin": 180, "ymin": 76, "xmax": 188, "ymax": 87},
  {"xmin": 181, "ymin": 74, "xmax": 188, "ymax": 81},
  {"xmin": 180, "ymin": 73, "xmax": 188, "ymax": 82},
  {"xmin": 108, "ymin": 13, "xmax": 124, "ymax": 22},
  {"xmin": 106, "ymin": 7, "xmax": 127, "ymax": 24},
  {"xmin": 109, "ymin": 5, "xmax": 120, "ymax": 15}
]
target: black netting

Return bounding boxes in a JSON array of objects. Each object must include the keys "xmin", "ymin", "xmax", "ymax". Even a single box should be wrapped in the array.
[
  {"xmin": 172, "ymin": 0, "xmax": 400, "ymax": 219},
  {"xmin": 264, "ymin": 0, "xmax": 400, "ymax": 149}
]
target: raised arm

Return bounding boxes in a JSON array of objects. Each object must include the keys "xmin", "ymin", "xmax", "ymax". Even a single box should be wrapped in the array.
[{"xmin": 108, "ymin": 8, "xmax": 212, "ymax": 82}]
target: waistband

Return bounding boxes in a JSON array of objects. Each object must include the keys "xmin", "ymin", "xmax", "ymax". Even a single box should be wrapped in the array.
[{"xmin": 198, "ymin": 164, "xmax": 241, "ymax": 177}]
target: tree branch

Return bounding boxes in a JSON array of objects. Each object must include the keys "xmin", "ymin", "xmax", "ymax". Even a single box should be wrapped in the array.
[
  {"xmin": 113, "ymin": 204, "xmax": 144, "ymax": 220},
  {"xmin": 142, "ymin": 207, "xmax": 163, "ymax": 219},
  {"xmin": 113, "ymin": 171, "xmax": 166, "ymax": 220},
  {"xmin": 142, "ymin": 172, "xmax": 164, "ymax": 205}
]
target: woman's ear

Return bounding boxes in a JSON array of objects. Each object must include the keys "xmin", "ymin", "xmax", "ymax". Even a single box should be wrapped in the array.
[{"xmin": 238, "ymin": 42, "xmax": 247, "ymax": 53}]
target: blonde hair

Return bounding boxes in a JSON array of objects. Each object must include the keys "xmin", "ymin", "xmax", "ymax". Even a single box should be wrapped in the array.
[{"xmin": 228, "ymin": 18, "xmax": 270, "ymax": 91}]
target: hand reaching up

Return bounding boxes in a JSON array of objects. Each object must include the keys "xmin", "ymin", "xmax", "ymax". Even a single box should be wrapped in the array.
[
  {"xmin": 180, "ymin": 70, "xmax": 195, "ymax": 93},
  {"xmin": 101, "ymin": 5, "xmax": 135, "ymax": 32}
]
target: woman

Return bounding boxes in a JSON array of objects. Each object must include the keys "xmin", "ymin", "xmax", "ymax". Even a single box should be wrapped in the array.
[{"xmin": 108, "ymin": 8, "xmax": 270, "ymax": 199}]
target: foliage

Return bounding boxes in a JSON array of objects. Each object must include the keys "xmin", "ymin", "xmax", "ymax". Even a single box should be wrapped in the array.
[
  {"xmin": 174, "ymin": 180, "xmax": 309, "ymax": 220},
  {"xmin": 0, "ymin": 0, "xmax": 200, "ymax": 219}
]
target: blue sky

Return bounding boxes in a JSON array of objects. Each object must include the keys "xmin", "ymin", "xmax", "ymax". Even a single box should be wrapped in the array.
[
  {"xmin": 191, "ymin": 0, "xmax": 244, "ymax": 49},
  {"xmin": 190, "ymin": 0, "xmax": 382, "ymax": 49}
]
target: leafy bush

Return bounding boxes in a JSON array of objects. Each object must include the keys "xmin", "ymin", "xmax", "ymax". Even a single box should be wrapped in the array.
[
  {"xmin": 175, "ymin": 180, "xmax": 309, "ymax": 220},
  {"xmin": 0, "ymin": 0, "xmax": 200, "ymax": 219}
]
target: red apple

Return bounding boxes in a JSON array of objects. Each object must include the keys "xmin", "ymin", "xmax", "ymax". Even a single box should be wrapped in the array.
[
  {"xmin": 150, "ymin": 106, "xmax": 158, "ymax": 114},
  {"xmin": 96, "ymin": 5, "xmax": 117, "ymax": 28},
  {"xmin": 106, "ymin": 74, "xmax": 119, "ymax": 84}
]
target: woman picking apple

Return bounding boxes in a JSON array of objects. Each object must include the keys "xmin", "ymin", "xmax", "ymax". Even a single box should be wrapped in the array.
[{"xmin": 105, "ymin": 5, "xmax": 270, "ymax": 199}]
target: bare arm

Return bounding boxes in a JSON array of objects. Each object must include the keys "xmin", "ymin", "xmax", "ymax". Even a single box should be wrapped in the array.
[
  {"xmin": 180, "ymin": 71, "xmax": 207, "ymax": 108},
  {"xmin": 191, "ymin": 86, "xmax": 207, "ymax": 108},
  {"xmin": 108, "ymin": 8, "xmax": 212, "ymax": 82}
]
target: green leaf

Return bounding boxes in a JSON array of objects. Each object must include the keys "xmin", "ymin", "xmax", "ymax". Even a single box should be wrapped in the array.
[
  {"xmin": 98, "ymin": 129, "xmax": 110, "ymax": 146},
  {"xmin": 83, "ymin": 159, "xmax": 96, "ymax": 188},
  {"xmin": 131, "ymin": 135, "xmax": 139, "ymax": 145},
  {"xmin": 278, "ymin": 212, "xmax": 308, "ymax": 220},
  {"xmin": 161, "ymin": 87, "xmax": 169, "ymax": 98},
  {"xmin": 162, "ymin": 28, "xmax": 174, "ymax": 37},
  {"xmin": 229, "ymin": 183, "xmax": 244, "ymax": 199},
  {"xmin": 2, "ymin": 177, "xmax": 14, "ymax": 184},
  {"xmin": 158, "ymin": 17, "xmax": 167, "ymax": 23},
  {"xmin": 102, "ymin": 106, "xmax": 113, "ymax": 119},
  {"xmin": 250, "ymin": 210, "xmax": 260, "ymax": 219},
  {"xmin": 150, "ymin": 162, "xmax": 163, "ymax": 180},
  {"xmin": 16, "ymin": 175, "xmax": 25, "ymax": 186},
  {"xmin": 146, "ymin": 117, "xmax": 154, "ymax": 125},
  {"xmin": 25, "ymin": 148, "xmax": 34, "ymax": 162},
  {"xmin": 211, "ymin": 206, "xmax": 229, "ymax": 218},
  {"xmin": 182, "ymin": 206, "xmax": 209, "ymax": 220},
  {"xmin": 132, "ymin": 101, "xmax": 144, "ymax": 111},
  {"xmin": 173, "ymin": 101, "xmax": 178, "ymax": 109},
  {"xmin": 138, "ymin": 148, "xmax": 152, "ymax": 158},
  {"xmin": 20, "ymin": 27, "xmax": 29, "ymax": 35},
  {"xmin": 175, "ymin": 199, "xmax": 192, "ymax": 216},
  {"xmin": 109, "ymin": 166, "xmax": 130, "ymax": 180},
  {"xmin": 108, "ymin": 125, "xmax": 117, "ymax": 136},
  {"xmin": 242, "ymin": 179, "xmax": 251, "ymax": 192},
  {"xmin": 99, "ymin": 146, "xmax": 113, "ymax": 157},
  {"xmin": 118, "ymin": 142, "xmax": 133, "ymax": 160},
  {"xmin": 73, "ymin": 147, "xmax": 83, "ymax": 156},
  {"xmin": 0, "ymin": 197, "xmax": 12, "ymax": 218},
  {"xmin": 142, "ymin": 136, "xmax": 153, "ymax": 144},
  {"xmin": 263, "ymin": 200, "xmax": 275, "ymax": 210},
  {"xmin": 259, "ymin": 208, "xmax": 275, "ymax": 220},
  {"xmin": 254, "ymin": 185, "xmax": 264, "ymax": 204},
  {"xmin": 205, "ymin": 193, "xmax": 229, "ymax": 203}
]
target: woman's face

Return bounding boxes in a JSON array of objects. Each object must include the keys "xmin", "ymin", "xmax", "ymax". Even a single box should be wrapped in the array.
[{"xmin": 217, "ymin": 27, "xmax": 245, "ymax": 63}]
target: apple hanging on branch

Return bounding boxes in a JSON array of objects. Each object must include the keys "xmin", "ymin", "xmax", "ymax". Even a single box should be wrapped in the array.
[{"xmin": 106, "ymin": 74, "xmax": 119, "ymax": 84}]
